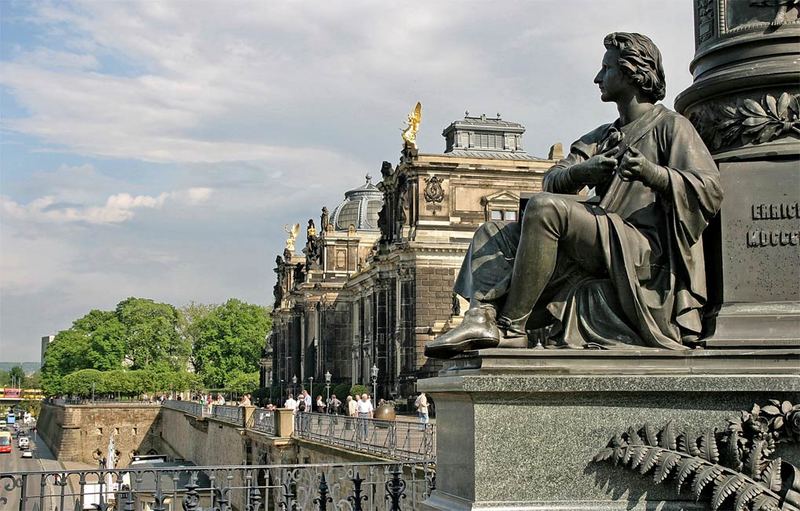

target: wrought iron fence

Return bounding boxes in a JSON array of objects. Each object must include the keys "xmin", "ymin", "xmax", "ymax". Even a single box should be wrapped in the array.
[
  {"xmin": 163, "ymin": 400, "xmax": 205, "ymax": 417},
  {"xmin": 250, "ymin": 409, "xmax": 276, "ymax": 436},
  {"xmin": 0, "ymin": 462, "xmax": 434, "ymax": 511},
  {"xmin": 211, "ymin": 405, "xmax": 244, "ymax": 426},
  {"xmin": 294, "ymin": 412, "xmax": 436, "ymax": 462}
]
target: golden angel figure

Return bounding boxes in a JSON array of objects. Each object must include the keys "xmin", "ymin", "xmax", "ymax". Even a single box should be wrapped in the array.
[
  {"xmin": 401, "ymin": 102, "xmax": 422, "ymax": 149},
  {"xmin": 284, "ymin": 223, "xmax": 300, "ymax": 253}
]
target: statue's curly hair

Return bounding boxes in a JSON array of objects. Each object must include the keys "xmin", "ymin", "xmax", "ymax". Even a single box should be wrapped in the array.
[{"xmin": 603, "ymin": 32, "xmax": 666, "ymax": 102}]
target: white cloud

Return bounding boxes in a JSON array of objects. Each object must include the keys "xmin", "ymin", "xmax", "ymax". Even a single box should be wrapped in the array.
[
  {"xmin": 0, "ymin": 187, "xmax": 212, "ymax": 225},
  {"xmin": 0, "ymin": 0, "xmax": 700, "ymax": 361}
]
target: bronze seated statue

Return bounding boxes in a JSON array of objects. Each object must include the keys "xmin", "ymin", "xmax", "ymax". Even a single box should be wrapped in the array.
[{"xmin": 425, "ymin": 32, "xmax": 723, "ymax": 359}]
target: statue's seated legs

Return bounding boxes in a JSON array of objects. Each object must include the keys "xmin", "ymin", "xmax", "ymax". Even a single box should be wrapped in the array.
[{"xmin": 425, "ymin": 193, "xmax": 608, "ymax": 359}]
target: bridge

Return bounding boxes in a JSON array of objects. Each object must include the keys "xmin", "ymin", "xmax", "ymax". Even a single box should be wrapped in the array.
[{"xmin": 0, "ymin": 388, "xmax": 43, "ymax": 404}]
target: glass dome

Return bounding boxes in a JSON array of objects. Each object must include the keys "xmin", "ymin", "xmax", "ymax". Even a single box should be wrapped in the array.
[{"xmin": 330, "ymin": 175, "xmax": 383, "ymax": 232}]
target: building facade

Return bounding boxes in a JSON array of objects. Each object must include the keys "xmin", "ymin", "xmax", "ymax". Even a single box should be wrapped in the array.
[{"xmin": 267, "ymin": 114, "xmax": 561, "ymax": 402}]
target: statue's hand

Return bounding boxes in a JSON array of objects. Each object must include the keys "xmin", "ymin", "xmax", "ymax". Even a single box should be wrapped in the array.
[
  {"xmin": 618, "ymin": 147, "xmax": 656, "ymax": 182},
  {"xmin": 569, "ymin": 147, "xmax": 618, "ymax": 186}
]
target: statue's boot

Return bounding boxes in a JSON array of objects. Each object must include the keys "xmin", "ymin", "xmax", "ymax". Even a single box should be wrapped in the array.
[
  {"xmin": 425, "ymin": 305, "xmax": 500, "ymax": 359},
  {"xmin": 496, "ymin": 314, "xmax": 530, "ymax": 348}
]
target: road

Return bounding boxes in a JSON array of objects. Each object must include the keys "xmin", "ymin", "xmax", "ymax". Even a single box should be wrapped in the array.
[{"xmin": 0, "ymin": 427, "xmax": 63, "ymax": 511}]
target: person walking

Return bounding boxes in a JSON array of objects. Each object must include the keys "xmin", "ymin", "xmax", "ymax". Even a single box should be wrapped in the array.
[
  {"xmin": 345, "ymin": 395, "xmax": 356, "ymax": 430},
  {"xmin": 284, "ymin": 393, "xmax": 298, "ymax": 414},
  {"xmin": 415, "ymin": 392, "xmax": 429, "ymax": 430},
  {"xmin": 356, "ymin": 393, "xmax": 374, "ymax": 440},
  {"xmin": 330, "ymin": 394, "xmax": 341, "ymax": 415}
]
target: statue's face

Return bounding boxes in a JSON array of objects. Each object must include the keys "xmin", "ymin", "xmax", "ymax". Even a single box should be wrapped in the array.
[{"xmin": 594, "ymin": 48, "xmax": 634, "ymax": 103}]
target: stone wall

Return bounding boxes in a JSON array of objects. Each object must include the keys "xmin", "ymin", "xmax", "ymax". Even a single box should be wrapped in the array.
[
  {"xmin": 414, "ymin": 266, "xmax": 458, "ymax": 375},
  {"xmin": 38, "ymin": 402, "xmax": 162, "ymax": 466},
  {"xmin": 158, "ymin": 407, "xmax": 248, "ymax": 466}
]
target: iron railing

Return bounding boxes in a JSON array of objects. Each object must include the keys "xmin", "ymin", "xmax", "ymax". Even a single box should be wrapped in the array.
[
  {"xmin": 211, "ymin": 405, "xmax": 244, "ymax": 426},
  {"xmin": 163, "ymin": 400, "xmax": 205, "ymax": 417},
  {"xmin": 250, "ymin": 409, "xmax": 276, "ymax": 436},
  {"xmin": 294, "ymin": 412, "xmax": 436, "ymax": 462},
  {"xmin": 0, "ymin": 462, "xmax": 434, "ymax": 511}
]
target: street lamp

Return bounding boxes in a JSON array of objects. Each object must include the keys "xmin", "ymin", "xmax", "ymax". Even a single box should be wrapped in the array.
[
  {"xmin": 324, "ymin": 371, "xmax": 332, "ymax": 406},
  {"xmin": 371, "ymin": 364, "xmax": 379, "ymax": 401},
  {"xmin": 309, "ymin": 376, "xmax": 314, "ymax": 401},
  {"xmin": 292, "ymin": 375, "xmax": 297, "ymax": 396},
  {"xmin": 279, "ymin": 379, "xmax": 284, "ymax": 404}
]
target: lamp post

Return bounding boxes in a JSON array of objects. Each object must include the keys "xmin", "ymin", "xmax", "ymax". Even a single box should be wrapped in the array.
[
  {"xmin": 279, "ymin": 379, "xmax": 284, "ymax": 404},
  {"xmin": 309, "ymin": 376, "xmax": 314, "ymax": 402},
  {"xmin": 371, "ymin": 364, "xmax": 379, "ymax": 402},
  {"xmin": 325, "ymin": 370, "xmax": 332, "ymax": 406},
  {"xmin": 291, "ymin": 375, "xmax": 297, "ymax": 397}
]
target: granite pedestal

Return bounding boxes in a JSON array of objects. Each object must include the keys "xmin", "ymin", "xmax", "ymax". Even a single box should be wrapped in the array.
[{"xmin": 419, "ymin": 348, "xmax": 800, "ymax": 510}]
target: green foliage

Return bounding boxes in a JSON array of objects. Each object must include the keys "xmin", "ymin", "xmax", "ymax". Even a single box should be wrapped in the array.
[
  {"xmin": 226, "ymin": 371, "xmax": 259, "ymax": 396},
  {"xmin": 61, "ymin": 369, "xmax": 104, "ymax": 397},
  {"xmin": 192, "ymin": 299, "xmax": 271, "ymax": 389},
  {"xmin": 58, "ymin": 368, "xmax": 201, "ymax": 397},
  {"xmin": 350, "ymin": 384, "xmax": 368, "ymax": 397},
  {"xmin": 41, "ymin": 328, "xmax": 92, "ymax": 395},
  {"xmin": 331, "ymin": 383, "xmax": 351, "ymax": 400},
  {"xmin": 24, "ymin": 371, "xmax": 41, "ymax": 389},
  {"xmin": 116, "ymin": 297, "xmax": 187, "ymax": 370},
  {"xmin": 8, "ymin": 366, "xmax": 25, "ymax": 385},
  {"xmin": 0, "ymin": 367, "xmax": 28, "ymax": 387},
  {"xmin": 39, "ymin": 296, "xmax": 270, "ymax": 397},
  {"xmin": 177, "ymin": 302, "xmax": 215, "ymax": 367}
]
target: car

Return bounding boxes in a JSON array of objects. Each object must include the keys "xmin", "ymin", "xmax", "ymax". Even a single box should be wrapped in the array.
[
  {"xmin": 21, "ymin": 450, "xmax": 32, "ymax": 459},
  {"xmin": 18, "ymin": 436, "xmax": 29, "ymax": 449}
]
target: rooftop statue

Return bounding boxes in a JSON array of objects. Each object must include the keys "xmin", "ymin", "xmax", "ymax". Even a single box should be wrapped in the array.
[
  {"xmin": 401, "ymin": 102, "xmax": 422, "ymax": 150},
  {"xmin": 426, "ymin": 32, "xmax": 723, "ymax": 358},
  {"xmin": 283, "ymin": 223, "xmax": 300, "ymax": 255}
]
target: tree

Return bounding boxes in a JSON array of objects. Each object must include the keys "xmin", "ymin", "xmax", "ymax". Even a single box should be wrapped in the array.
[
  {"xmin": 177, "ymin": 302, "xmax": 215, "ymax": 371},
  {"xmin": 227, "ymin": 371, "xmax": 259, "ymax": 396},
  {"xmin": 86, "ymin": 317, "xmax": 127, "ymax": 371},
  {"xmin": 116, "ymin": 297, "xmax": 188, "ymax": 370},
  {"xmin": 23, "ymin": 371, "xmax": 40, "ymax": 389},
  {"xmin": 41, "ymin": 328, "xmax": 92, "ymax": 395},
  {"xmin": 62, "ymin": 369, "xmax": 103, "ymax": 397},
  {"xmin": 8, "ymin": 366, "xmax": 25, "ymax": 387},
  {"xmin": 193, "ymin": 299, "xmax": 271, "ymax": 389}
]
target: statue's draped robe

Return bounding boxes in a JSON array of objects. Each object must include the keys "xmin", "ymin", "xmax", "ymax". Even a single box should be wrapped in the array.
[{"xmin": 454, "ymin": 105, "xmax": 722, "ymax": 349}]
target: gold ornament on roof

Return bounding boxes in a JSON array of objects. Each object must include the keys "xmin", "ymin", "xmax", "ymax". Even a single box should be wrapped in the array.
[
  {"xmin": 284, "ymin": 223, "xmax": 301, "ymax": 253},
  {"xmin": 401, "ymin": 102, "xmax": 422, "ymax": 150}
]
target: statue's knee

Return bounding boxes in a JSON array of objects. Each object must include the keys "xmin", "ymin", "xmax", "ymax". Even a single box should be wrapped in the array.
[
  {"xmin": 478, "ymin": 220, "xmax": 506, "ymax": 235},
  {"xmin": 524, "ymin": 193, "xmax": 566, "ymax": 223}
]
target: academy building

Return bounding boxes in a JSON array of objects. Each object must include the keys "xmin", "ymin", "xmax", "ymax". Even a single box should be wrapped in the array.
[{"xmin": 264, "ymin": 111, "xmax": 561, "ymax": 403}]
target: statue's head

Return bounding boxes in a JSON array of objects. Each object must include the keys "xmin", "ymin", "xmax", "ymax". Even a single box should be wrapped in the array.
[{"xmin": 597, "ymin": 32, "xmax": 666, "ymax": 104}]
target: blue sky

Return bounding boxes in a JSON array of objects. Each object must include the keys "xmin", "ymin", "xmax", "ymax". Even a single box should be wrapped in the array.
[{"xmin": 0, "ymin": 0, "xmax": 696, "ymax": 363}]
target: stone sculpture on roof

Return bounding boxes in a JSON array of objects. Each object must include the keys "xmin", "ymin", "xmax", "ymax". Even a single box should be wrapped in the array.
[
  {"xmin": 283, "ymin": 223, "xmax": 300, "ymax": 255},
  {"xmin": 401, "ymin": 101, "xmax": 422, "ymax": 150}
]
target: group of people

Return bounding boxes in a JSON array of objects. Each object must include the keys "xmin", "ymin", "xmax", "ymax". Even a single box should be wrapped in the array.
[{"xmin": 282, "ymin": 390, "xmax": 344, "ymax": 415}]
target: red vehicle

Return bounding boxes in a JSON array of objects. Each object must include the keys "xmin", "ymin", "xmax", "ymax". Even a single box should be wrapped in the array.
[{"xmin": 0, "ymin": 432, "xmax": 12, "ymax": 454}]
